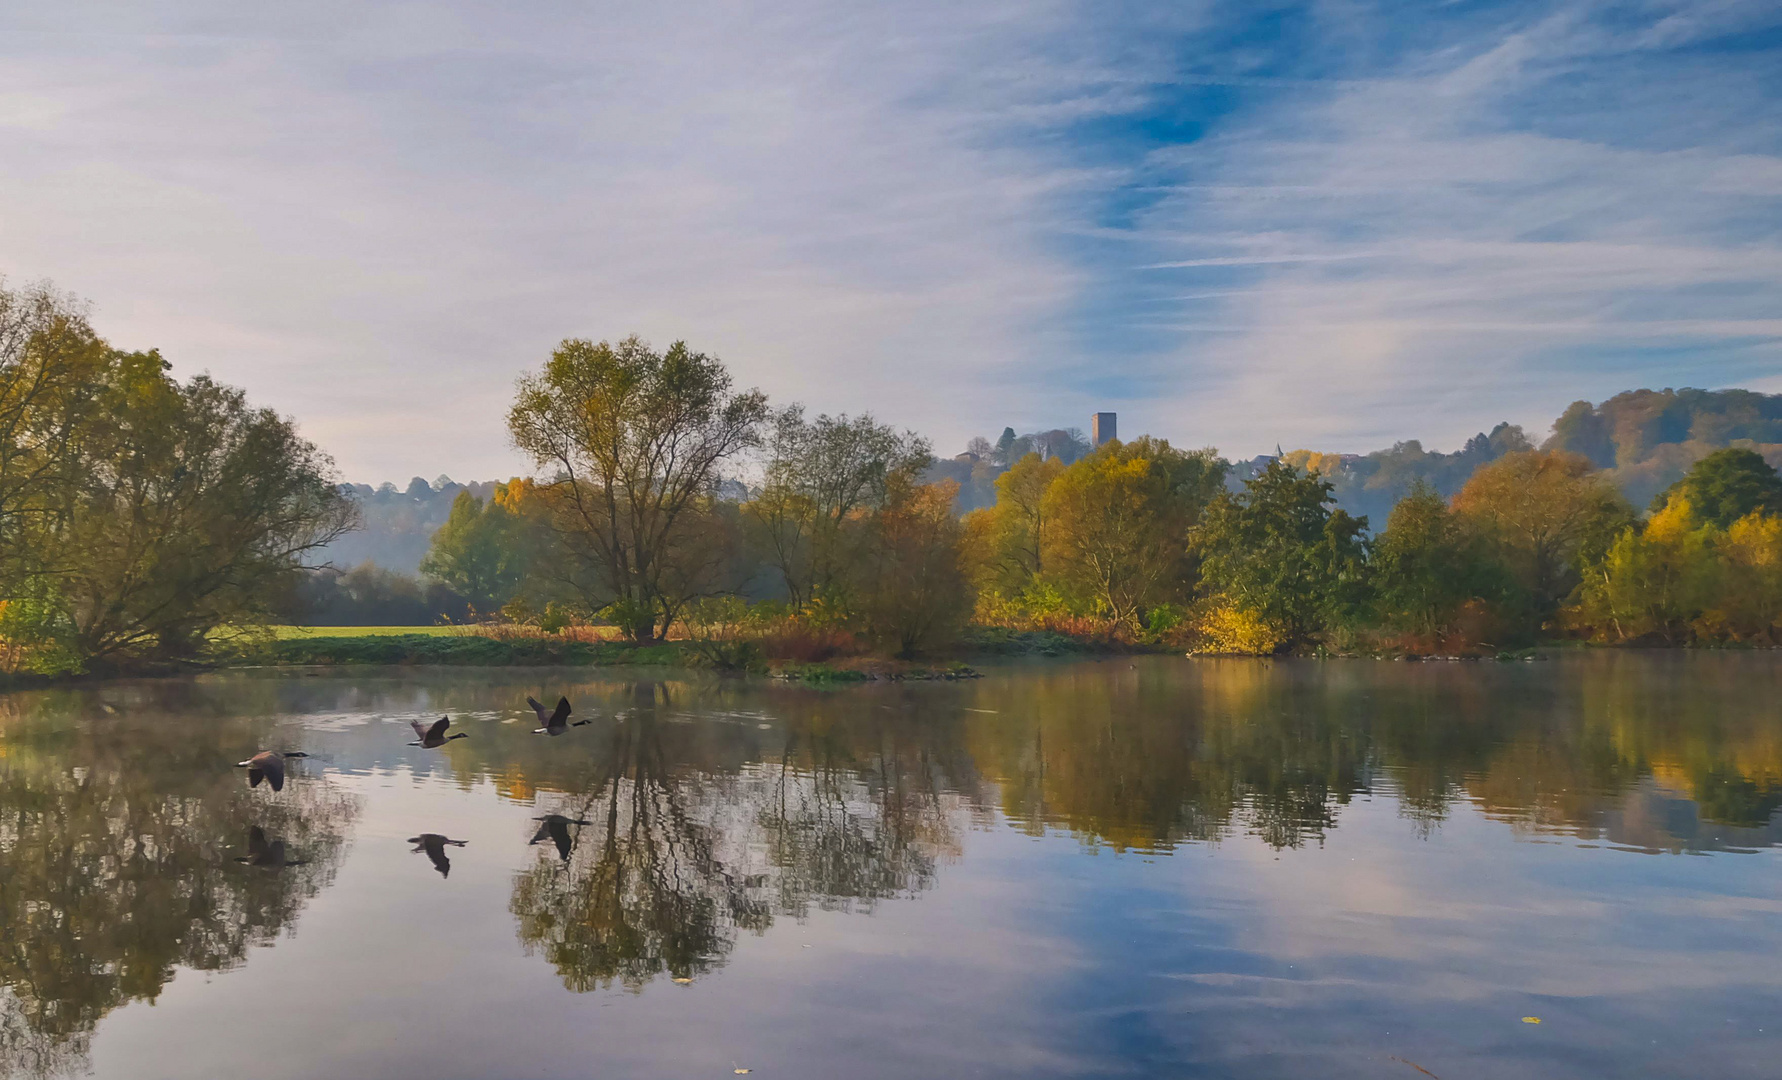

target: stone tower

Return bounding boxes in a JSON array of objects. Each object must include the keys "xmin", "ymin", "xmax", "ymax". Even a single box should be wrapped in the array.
[{"xmin": 1092, "ymin": 412, "xmax": 1117, "ymax": 447}]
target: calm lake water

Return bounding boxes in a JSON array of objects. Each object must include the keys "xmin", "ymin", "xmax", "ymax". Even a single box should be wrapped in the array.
[{"xmin": 3, "ymin": 655, "xmax": 1781, "ymax": 1079}]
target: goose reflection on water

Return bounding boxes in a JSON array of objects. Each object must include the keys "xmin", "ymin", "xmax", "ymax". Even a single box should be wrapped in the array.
[
  {"xmin": 529, "ymin": 815, "xmax": 590, "ymax": 861},
  {"xmin": 234, "ymin": 825, "xmax": 309, "ymax": 869},
  {"xmin": 408, "ymin": 834, "xmax": 469, "ymax": 878}
]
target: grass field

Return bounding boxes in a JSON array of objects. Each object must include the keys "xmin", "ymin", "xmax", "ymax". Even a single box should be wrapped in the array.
[{"xmin": 270, "ymin": 625, "xmax": 468, "ymax": 639}]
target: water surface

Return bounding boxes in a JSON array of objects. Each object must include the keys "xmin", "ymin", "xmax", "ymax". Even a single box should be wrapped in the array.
[{"xmin": 3, "ymin": 654, "xmax": 1780, "ymax": 1079}]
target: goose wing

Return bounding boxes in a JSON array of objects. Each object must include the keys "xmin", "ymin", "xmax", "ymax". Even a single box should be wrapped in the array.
[
  {"xmin": 550, "ymin": 697, "xmax": 572, "ymax": 727},
  {"xmin": 527, "ymin": 696, "xmax": 548, "ymax": 722},
  {"xmin": 264, "ymin": 754, "xmax": 286, "ymax": 792},
  {"xmin": 409, "ymin": 718, "xmax": 432, "ymax": 740},
  {"xmin": 427, "ymin": 716, "xmax": 451, "ymax": 741}
]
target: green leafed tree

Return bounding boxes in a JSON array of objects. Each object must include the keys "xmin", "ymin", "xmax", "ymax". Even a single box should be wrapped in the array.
[
  {"xmin": 1652, "ymin": 447, "xmax": 1782, "ymax": 529},
  {"xmin": 1042, "ymin": 437, "xmax": 1227, "ymax": 629},
  {"xmin": 419, "ymin": 487, "xmax": 534, "ymax": 617},
  {"xmin": 1196, "ymin": 460, "xmax": 1370, "ymax": 649},
  {"xmin": 1371, "ymin": 482, "xmax": 1504, "ymax": 639},
  {"xmin": 507, "ymin": 335, "xmax": 768, "ymax": 643},
  {"xmin": 1451, "ymin": 449, "xmax": 1632, "ymax": 626},
  {"xmin": 55, "ymin": 351, "xmax": 356, "ymax": 661},
  {"xmin": 961, "ymin": 451, "xmax": 1066, "ymax": 601}
]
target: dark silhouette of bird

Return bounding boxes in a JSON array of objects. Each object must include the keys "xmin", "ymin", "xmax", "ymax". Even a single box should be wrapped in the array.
[
  {"xmin": 529, "ymin": 695, "xmax": 587, "ymax": 736},
  {"xmin": 409, "ymin": 716, "xmax": 469, "ymax": 748},
  {"xmin": 234, "ymin": 826, "xmax": 307, "ymax": 868},
  {"xmin": 235, "ymin": 750, "xmax": 308, "ymax": 792},
  {"xmin": 530, "ymin": 814, "xmax": 591, "ymax": 861},
  {"xmin": 408, "ymin": 833, "xmax": 468, "ymax": 878}
]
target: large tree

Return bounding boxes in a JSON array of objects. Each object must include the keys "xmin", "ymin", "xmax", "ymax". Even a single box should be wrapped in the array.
[
  {"xmin": 1451, "ymin": 449, "xmax": 1631, "ymax": 623},
  {"xmin": 849, "ymin": 478, "xmax": 971, "ymax": 656},
  {"xmin": 419, "ymin": 486, "xmax": 536, "ymax": 617},
  {"xmin": 508, "ymin": 336, "xmax": 768, "ymax": 643},
  {"xmin": 56, "ymin": 352, "xmax": 355, "ymax": 661},
  {"xmin": 964, "ymin": 451, "xmax": 1067, "ymax": 600},
  {"xmin": 1043, "ymin": 438, "xmax": 1227, "ymax": 629},
  {"xmin": 0, "ymin": 282, "xmax": 110, "ymax": 597},
  {"xmin": 1371, "ymin": 483, "xmax": 1503, "ymax": 638},
  {"xmin": 745, "ymin": 407, "xmax": 929, "ymax": 608},
  {"xmin": 1196, "ymin": 460, "xmax": 1369, "ymax": 649}
]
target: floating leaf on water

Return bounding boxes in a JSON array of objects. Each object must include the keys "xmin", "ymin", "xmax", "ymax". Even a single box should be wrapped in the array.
[
  {"xmin": 1521, "ymin": 1016, "xmax": 1542, "ymax": 1024},
  {"xmin": 734, "ymin": 1070, "xmax": 751, "ymax": 1075},
  {"xmin": 672, "ymin": 977, "xmax": 692, "ymax": 984}
]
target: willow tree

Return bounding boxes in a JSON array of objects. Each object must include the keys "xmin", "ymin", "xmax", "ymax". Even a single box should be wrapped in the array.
[
  {"xmin": 745, "ymin": 407, "xmax": 930, "ymax": 608},
  {"xmin": 508, "ymin": 336, "xmax": 768, "ymax": 643},
  {"xmin": 0, "ymin": 279, "xmax": 354, "ymax": 670},
  {"xmin": 58, "ymin": 351, "xmax": 356, "ymax": 661}
]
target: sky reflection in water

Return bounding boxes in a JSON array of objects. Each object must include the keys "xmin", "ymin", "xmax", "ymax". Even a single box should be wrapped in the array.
[{"xmin": 1, "ymin": 654, "xmax": 1780, "ymax": 1079}]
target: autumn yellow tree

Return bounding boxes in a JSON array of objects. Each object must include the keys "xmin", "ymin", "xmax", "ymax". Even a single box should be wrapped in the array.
[
  {"xmin": 1452, "ymin": 450, "xmax": 1631, "ymax": 625},
  {"xmin": 1042, "ymin": 438, "xmax": 1226, "ymax": 630},
  {"xmin": 1708, "ymin": 512, "xmax": 1782, "ymax": 641},
  {"xmin": 962, "ymin": 452, "xmax": 1066, "ymax": 601},
  {"xmin": 1574, "ymin": 496, "xmax": 1716, "ymax": 643}
]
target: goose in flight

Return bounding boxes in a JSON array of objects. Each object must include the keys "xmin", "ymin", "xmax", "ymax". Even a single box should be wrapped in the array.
[
  {"xmin": 409, "ymin": 716, "xmax": 469, "ymax": 748},
  {"xmin": 235, "ymin": 826, "xmax": 307, "ymax": 868},
  {"xmin": 530, "ymin": 814, "xmax": 591, "ymax": 861},
  {"xmin": 529, "ymin": 696, "xmax": 588, "ymax": 736},
  {"xmin": 408, "ymin": 833, "xmax": 468, "ymax": 878},
  {"xmin": 236, "ymin": 750, "xmax": 308, "ymax": 792}
]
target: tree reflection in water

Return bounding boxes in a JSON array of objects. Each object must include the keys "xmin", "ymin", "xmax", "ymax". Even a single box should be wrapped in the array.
[
  {"xmin": 967, "ymin": 655, "xmax": 1782, "ymax": 855},
  {"xmin": 0, "ymin": 690, "xmax": 357, "ymax": 1078},
  {"xmin": 504, "ymin": 657, "xmax": 1782, "ymax": 992},
  {"xmin": 510, "ymin": 682, "xmax": 967, "ymax": 993}
]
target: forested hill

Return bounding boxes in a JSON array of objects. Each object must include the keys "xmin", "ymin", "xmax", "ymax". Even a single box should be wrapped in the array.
[
  {"xmin": 1547, "ymin": 389, "xmax": 1782, "ymax": 508},
  {"xmin": 1269, "ymin": 388, "xmax": 1782, "ymax": 526},
  {"xmin": 315, "ymin": 478, "xmax": 498, "ymax": 574},
  {"xmin": 322, "ymin": 387, "xmax": 1782, "ymax": 574}
]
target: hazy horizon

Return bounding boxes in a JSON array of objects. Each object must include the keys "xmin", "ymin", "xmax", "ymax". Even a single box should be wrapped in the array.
[{"xmin": 4, "ymin": 1, "xmax": 1778, "ymax": 480}]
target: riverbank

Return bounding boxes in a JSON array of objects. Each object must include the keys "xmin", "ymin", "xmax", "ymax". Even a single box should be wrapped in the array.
[{"xmin": 214, "ymin": 629, "xmax": 992, "ymax": 682}]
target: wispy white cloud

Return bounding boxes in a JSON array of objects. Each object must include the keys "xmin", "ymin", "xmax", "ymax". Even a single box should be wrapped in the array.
[
  {"xmin": 1109, "ymin": 0, "xmax": 1782, "ymax": 456},
  {"xmin": 0, "ymin": 1, "xmax": 1208, "ymax": 478},
  {"xmin": 0, "ymin": 0, "xmax": 1777, "ymax": 475}
]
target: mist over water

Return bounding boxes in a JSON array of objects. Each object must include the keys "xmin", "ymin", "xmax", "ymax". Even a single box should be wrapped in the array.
[{"xmin": 3, "ymin": 654, "xmax": 1780, "ymax": 1079}]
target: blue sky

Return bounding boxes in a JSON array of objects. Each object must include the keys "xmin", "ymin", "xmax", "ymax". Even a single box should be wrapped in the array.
[{"xmin": 2, "ymin": 0, "xmax": 1779, "ymax": 480}]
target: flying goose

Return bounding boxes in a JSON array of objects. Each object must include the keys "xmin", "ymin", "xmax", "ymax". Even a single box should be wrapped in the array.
[
  {"xmin": 408, "ymin": 833, "xmax": 468, "ymax": 878},
  {"xmin": 234, "ymin": 825, "xmax": 307, "ymax": 868},
  {"xmin": 530, "ymin": 814, "xmax": 591, "ymax": 861},
  {"xmin": 409, "ymin": 716, "xmax": 469, "ymax": 748},
  {"xmin": 235, "ymin": 750, "xmax": 308, "ymax": 792},
  {"xmin": 529, "ymin": 695, "xmax": 588, "ymax": 736}
]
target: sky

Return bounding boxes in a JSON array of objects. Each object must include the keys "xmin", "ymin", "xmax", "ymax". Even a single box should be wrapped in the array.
[{"xmin": 2, "ymin": 0, "xmax": 1780, "ymax": 482}]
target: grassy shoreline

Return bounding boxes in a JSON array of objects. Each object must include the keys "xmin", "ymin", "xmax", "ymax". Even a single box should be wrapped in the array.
[{"xmin": 214, "ymin": 626, "xmax": 994, "ymax": 682}]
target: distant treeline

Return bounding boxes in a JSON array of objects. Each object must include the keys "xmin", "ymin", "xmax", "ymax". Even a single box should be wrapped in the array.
[
  {"xmin": 10, "ymin": 270, "xmax": 1782, "ymax": 674},
  {"xmin": 388, "ymin": 337, "xmax": 1782, "ymax": 656}
]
